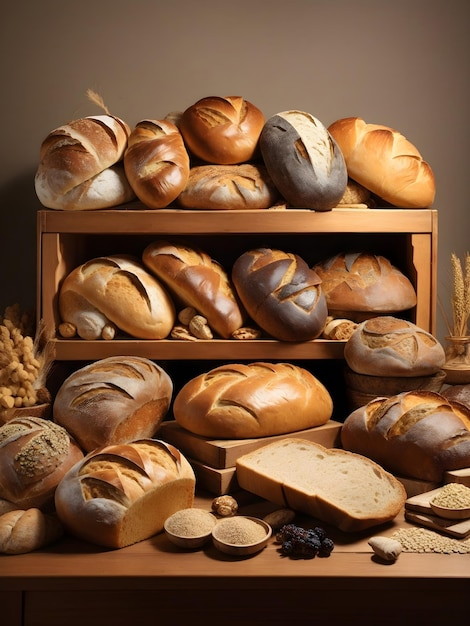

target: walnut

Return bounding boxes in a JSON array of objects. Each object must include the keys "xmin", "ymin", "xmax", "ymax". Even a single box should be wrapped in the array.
[
  {"xmin": 178, "ymin": 307, "xmax": 198, "ymax": 326},
  {"xmin": 170, "ymin": 325, "xmax": 199, "ymax": 341},
  {"xmin": 231, "ymin": 326, "xmax": 262, "ymax": 340},
  {"xmin": 211, "ymin": 495, "xmax": 238, "ymax": 517},
  {"xmin": 189, "ymin": 315, "xmax": 213, "ymax": 340}
]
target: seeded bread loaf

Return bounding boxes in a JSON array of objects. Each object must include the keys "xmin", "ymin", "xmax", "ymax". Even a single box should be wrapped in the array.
[{"xmin": 236, "ymin": 438, "xmax": 406, "ymax": 532}]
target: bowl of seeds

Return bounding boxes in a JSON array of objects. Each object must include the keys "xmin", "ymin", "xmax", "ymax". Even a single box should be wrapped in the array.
[
  {"xmin": 429, "ymin": 483, "xmax": 470, "ymax": 520},
  {"xmin": 211, "ymin": 515, "xmax": 272, "ymax": 556},
  {"xmin": 164, "ymin": 508, "xmax": 218, "ymax": 548}
]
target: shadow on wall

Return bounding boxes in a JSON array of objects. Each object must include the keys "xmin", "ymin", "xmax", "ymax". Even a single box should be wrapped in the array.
[{"xmin": 0, "ymin": 170, "xmax": 40, "ymax": 316}]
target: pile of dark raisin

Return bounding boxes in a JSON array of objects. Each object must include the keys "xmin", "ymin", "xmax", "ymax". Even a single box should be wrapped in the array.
[{"xmin": 276, "ymin": 524, "xmax": 335, "ymax": 559}]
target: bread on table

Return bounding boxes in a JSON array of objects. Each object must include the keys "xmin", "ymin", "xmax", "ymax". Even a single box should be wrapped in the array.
[
  {"xmin": 259, "ymin": 110, "xmax": 347, "ymax": 211},
  {"xmin": 53, "ymin": 356, "xmax": 173, "ymax": 452},
  {"xmin": 441, "ymin": 384, "xmax": 470, "ymax": 409},
  {"xmin": 327, "ymin": 116, "xmax": 436, "ymax": 208},
  {"xmin": 0, "ymin": 508, "xmax": 64, "ymax": 554},
  {"xmin": 173, "ymin": 362, "xmax": 333, "ymax": 439},
  {"xmin": 341, "ymin": 390, "xmax": 470, "ymax": 482},
  {"xmin": 232, "ymin": 247, "xmax": 328, "ymax": 341},
  {"xmin": 0, "ymin": 417, "xmax": 84, "ymax": 510},
  {"xmin": 54, "ymin": 439, "xmax": 196, "ymax": 548},
  {"xmin": 236, "ymin": 438, "xmax": 406, "ymax": 532}
]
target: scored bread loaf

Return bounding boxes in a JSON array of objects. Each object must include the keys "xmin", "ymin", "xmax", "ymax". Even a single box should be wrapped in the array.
[
  {"xmin": 172, "ymin": 362, "xmax": 333, "ymax": 439},
  {"xmin": 344, "ymin": 316, "xmax": 446, "ymax": 377},
  {"xmin": 232, "ymin": 247, "xmax": 328, "ymax": 341},
  {"xmin": 54, "ymin": 439, "xmax": 196, "ymax": 548},
  {"xmin": 142, "ymin": 240, "xmax": 245, "ymax": 338},
  {"xmin": 53, "ymin": 356, "xmax": 173, "ymax": 452},
  {"xmin": 0, "ymin": 417, "xmax": 84, "ymax": 510},
  {"xmin": 124, "ymin": 119, "xmax": 190, "ymax": 209},
  {"xmin": 0, "ymin": 508, "xmax": 64, "ymax": 554},
  {"xmin": 441, "ymin": 384, "xmax": 470, "ymax": 409},
  {"xmin": 58, "ymin": 254, "xmax": 175, "ymax": 340},
  {"xmin": 236, "ymin": 438, "xmax": 406, "ymax": 532},
  {"xmin": 327, "ymin": 117, "xmax": 436, "ymax": 208},
  {"xmin": 341, "ymin": 390, "xmax": 470, "ymax": 482},
  {"xmin": 35, "ymin": 114, "xmax": 136, "ymax": 210}
]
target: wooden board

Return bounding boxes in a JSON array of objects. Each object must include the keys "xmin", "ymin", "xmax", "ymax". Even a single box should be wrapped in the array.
[
  {"xmin": 157, "ymin": 420, "xmax": 342, "ymax": 469},
  {"xmin": 444, "ymin": 468, "xmax": 470, "ymax": 488},
  {"xmin": 405, "ymin": 487, "xmax": 470, "ymax": 539},
  {"xmin": 189, "ymin": 459, "xmax": 239, "ymax": 495}
]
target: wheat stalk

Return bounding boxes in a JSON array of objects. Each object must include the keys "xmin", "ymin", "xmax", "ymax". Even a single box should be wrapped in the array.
[
  {"xmin": 450, "ymin": 252, "xmax": 470, "ymax": 337},
  {"xmin": 86, "ymin": 88, "xmax": 110, "ymax": 114}
]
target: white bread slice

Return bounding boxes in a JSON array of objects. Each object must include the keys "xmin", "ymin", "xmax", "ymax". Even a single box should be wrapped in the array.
[{"xmin": 236, "ymin": 438, "xmax": 406, "ymax": 532}]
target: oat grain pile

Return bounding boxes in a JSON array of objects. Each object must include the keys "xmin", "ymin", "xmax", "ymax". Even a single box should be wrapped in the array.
[{"xmin": 391, "ymin": 527, "xmax": 470, "ymax": 554}]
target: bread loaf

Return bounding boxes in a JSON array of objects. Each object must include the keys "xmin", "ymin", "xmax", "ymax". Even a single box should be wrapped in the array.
[
  {"xmin": 0, "ymin": 508, "xmax": 64, "ymax": 554},
  {"xmin": 312, "ymin": 252, "xmax": 417, "ymax": 320},
  {"xmin": 176, "ymin": 163, "xmax": 280, "ymax": 210},
  {"xmin": 441, "ymin": 384, "xmax": 470, "ymax": 409},
  {"xmin": 172, "ymin": 362, "xmax": 333, "ymax": 439},
  {"xmin": 35, "ymin": 115, "xmax": 136, "ymax": 210},
  {"xmin": 58, "ymin": 254, "xmax": 175, "ymax": 340},
  {"xmin": 179, "ymin": 95, "xmax": 265, "ymax": 164},
  {"xmin": 259, "ymin": 110, "xmax": 347, "ymax": 211},
  {"xmin": 327, "ymin": 117, "xmax": 436, "ymax": 208},
  {"xmin": 232, "ymin": 247, "xmax": 328, "ymax": 341},
  {"xmin": 124, "ymin": 119, "xmax": 190, "ymax": 209},
  {"xmin": 344, "ymin": 316, "xmax": 445, "ymax": 377},
  {"xmin": 54, "ymin": 439, "xmax": 196, "ymax": 548},
  {"xmin": 53, "ymin": 356, "xmax": 173, "ymax": 452},
  {"xmin": 0, "ymin": 417, "xmax": 84, "ymax": 509},
  {"xmin": 341, "ymin": 390, "xmax": 470, "ymax": 482},
  {"xmin": 142, "ymin": 240, "xmax": 244, "ymax": 338},
  {"xmin": 236, "ymin": 438, "xmax": 406, "ymax": 532}
]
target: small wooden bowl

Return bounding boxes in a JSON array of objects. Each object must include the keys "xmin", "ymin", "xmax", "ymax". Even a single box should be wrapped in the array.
[
  {"xmin": 430, "ymin": 501, "xmax": 470, "ymax": 520},
  {"xmin": 212, "ymin": 516, "xmax": 272, "ymax": 556},
  {"xmin": 164, "ymin": 509, "xmax": 217, "ymax": 549}
]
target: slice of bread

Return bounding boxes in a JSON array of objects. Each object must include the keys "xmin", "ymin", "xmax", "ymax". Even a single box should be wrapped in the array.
[{"xmin": 236, "ymin": 438, "xmax": 406, "ymax": 532}]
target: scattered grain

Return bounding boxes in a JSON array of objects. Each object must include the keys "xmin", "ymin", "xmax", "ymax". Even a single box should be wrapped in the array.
[{"xmin": 391, "ymin": 527, "xmax": 470, "ymax": 554}]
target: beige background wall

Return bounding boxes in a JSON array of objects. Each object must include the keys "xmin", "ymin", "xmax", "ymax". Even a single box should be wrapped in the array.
[{"xmin": 0, "ymin": 0, "xmax": 468, "ymax": 341}]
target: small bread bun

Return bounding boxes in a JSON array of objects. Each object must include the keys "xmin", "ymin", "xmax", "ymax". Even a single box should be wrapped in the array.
[{"xmin": 179, "ymin": 95, "xmax": 265, "ymax": 164}]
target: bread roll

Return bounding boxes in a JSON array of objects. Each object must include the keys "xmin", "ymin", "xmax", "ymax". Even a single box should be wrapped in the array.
[
  {"xmin": 327, "ymin": 117, "xmax": 436, "ymax": 208},
  {"xmin": 312, "ymin": 252, "xmax": 417, "ymax": 319},
  {"xmin": 0, "ymin": 417, "xmax": 84, "ymax": 510},
  {"xmin": 172, "ymin": 362, "xmax": 333, "ymax": 439},
  {"xmin": 179, "ymin": 95, "xmax": 265, "ymax": 164},
  {"xmin": 124, "ymin": 119, "xmax": 190, "ymax": 209},
  {"xmin": 53, "ymin": 356, "xmax": 173, "ymax": 452},
  {"xmin": 344, "ymin": 316, "xmax": 445, "ymax": 377},
  {"xmin": 176, "ymin": 163, "xmax": 280, "ymax": 210},
  {"xmin": 341, "ymin": 390, "xmax": 470, "ymax": 482},
  {"xmin": 0, "ymin": 508, "xmax": 64, "ymax": 554},
  {"xmin": 259, "ymin": 110, "xmax": 347, "ymax": 211},
  {"xmin": 142, "ymin": 240, "xmax": 244, "ymax": 338},
  {"xmin": 58, "ymin": 254, "xmax": 175, "ymax": 340},
  {"xmin": 54, "ymin": 439, "xmax": 196, "ymax": 548},
  {"xmin": 236, "ymin": 439, "xmax": 406, "ymax": 532},
  {"xmin": 35, "ymin": 114, "xmax": 136, "ymax": 210},
  {"xmin": 232, "ymin": 248, "xmax": 328, "ymax": 341}
]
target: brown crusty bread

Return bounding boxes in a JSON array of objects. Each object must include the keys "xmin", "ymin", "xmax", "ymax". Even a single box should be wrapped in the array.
[
  {"xmin": 0, "ymin": 508, "xmax": 64, "ymax": 554},
  {"xmin": 236, "ymin": 438, "xmax": 406, "ymax": 532}
]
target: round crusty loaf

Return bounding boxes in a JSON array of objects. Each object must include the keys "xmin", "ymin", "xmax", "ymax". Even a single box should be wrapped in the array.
[
  {"xmin": 0, "ymin": 508, "xmax": 64, "ymax": 554},
  {"xmin": 341, "ymin": 390, "xmax": 470, "ymax": 482},
  {"xmin": 259, "ymin": 110, "xmax": 347, "ymax": 211},
  {"xmin": 344, "ymin": 316, "xmax": 445, "ymax": 377},
  {"xmin": 312, "ymin": 252, "xmax": 417, "ymax": 320},
  {"xmin": 58, "ymin": 254, "xmax": 175, "ymax": 340},
  {"xmin": 0, "ymin": 417, "xmax": 84, "ymax": 510},
  {"xmin": 142, "ymin": 240, "xmax": 245, "ymax": 338},
  {"xmin": 176, "ymin": 163, "xmax": 280, "ymax": 210},
  {"xmin": 327, "ymin": 117, "xmax": 436, "ymax": 208},
  {"xmin": 179, "ymin": 95, "xmax": 265, "ymax": 164},
  {"xmin": 441, "ymin": 384, "xmax": 470, "ymax": 409},
  {"xmin": 173, "ymin": 362, "xmax": 333, "ymax": 439},
  {"xmin": 35, "ymin": 114, "xmax": 136, "ymax": 210},
  {"xmin": 232, "ymin": 247, "xmax": 328, "ymax": 341},
  {"xmin": 54, "ymin": 439, "xmax": 196, "ymax": 548},
  {"xmin": 124, "ymin": 119, "xmax": 190, "ymax": 209},
  {"xmin": 53, "ymin": 356, "xmax": 173, "ymax": 452}
]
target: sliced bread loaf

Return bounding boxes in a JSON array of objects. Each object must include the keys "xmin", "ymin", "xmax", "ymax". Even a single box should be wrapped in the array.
[{"xmin": 236, "ymin": 438, "xmax": 406, "ymax": 532}]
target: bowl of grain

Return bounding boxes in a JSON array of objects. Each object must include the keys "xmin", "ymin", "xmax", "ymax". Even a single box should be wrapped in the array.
[
  {"xmin": 429, "ymin": 483, "xmax": 470, "ymax": 520},
  {"xmin": 164, "ymin": 508, "xmax": 218, "ymax": 548},
  {"xmin": 211, "ymin": 515, "xmax": 272, "ymax": 556}
]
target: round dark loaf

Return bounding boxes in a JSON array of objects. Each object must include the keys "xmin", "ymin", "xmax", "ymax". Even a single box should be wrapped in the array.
[
  {"xmin": 341, "ymin": 390, "xmax": 470, "ymax": 482},
  {"xmin": 259, "ymin": 110, "xmax": 347, "ymax": 211},
  {"xmin": 172, "ymin": 362, "xmax": 333, "ymax": 439},
  {"xmin": 232, "ymin": 247, "xmax": 328, "ymax": 341}
]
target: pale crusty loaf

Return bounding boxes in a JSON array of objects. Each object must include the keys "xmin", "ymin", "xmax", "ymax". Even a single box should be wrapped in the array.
[
  {"xmin": 54, "ymin": 439, "xmax": 195, "ymax": 548},
  {"xmin": 0, "ymin": 508, "xmax": 64, "ymax": 554},
  {"xmin": 236, "ymin": 438, "xmax": 406, "ymax": 532},
  {"xmin": 173, "ymin": 362, "xmax": 333, "ymax": 439},
  {"xmin": 0, "ymin": 417, "xmax": 84, "ymax": 510},
  {"xmin": 344, "ymin": 316, "xmax": 445, "ymax": 377},
  {"xmin": 327, "ymin": 117, "xmax": 436, "ymax": 208},
  {"xmin": 341, "ymin": 390, "xmax": 470, "ymax": 482},
  {"xmin": 53, "ymin": 357, "xmax": 173, "ymax": 452},
  {"xmin": 58, "ymin": 254, "xmax": 175, "ymax": 340}
]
